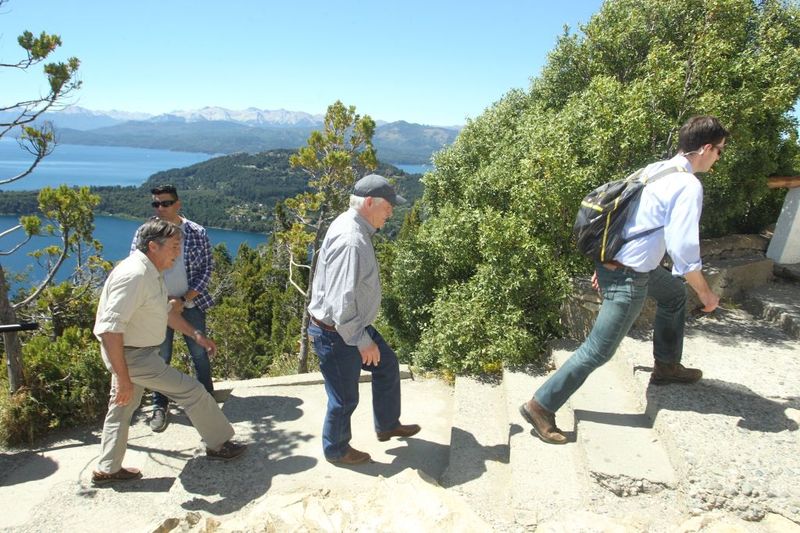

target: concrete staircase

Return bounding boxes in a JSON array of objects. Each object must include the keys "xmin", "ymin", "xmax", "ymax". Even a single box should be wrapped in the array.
[{"xmin": 440, "ymin": 259, "xmax": 800, "ymax": 531}]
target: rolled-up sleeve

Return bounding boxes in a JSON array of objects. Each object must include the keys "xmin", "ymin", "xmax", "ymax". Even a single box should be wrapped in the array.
[
  {"xmin": 665, "ymin": 180, "xmax": 704, "ymax": 276},
  {"xmin": 189, "ymin": 229, "xmax": 213, "ymax": 293},
  {"xmin": 326, "ymin": 244, "xmax": 371, "ymax": 348},
  {"xmin": 93, "ymin": 271, "xmax": 143, "ymax": 337}
]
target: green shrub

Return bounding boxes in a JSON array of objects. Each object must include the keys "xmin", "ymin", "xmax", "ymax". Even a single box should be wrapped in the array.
[{"xmin": 0, "ymin": 327, "xmax": 108, "ymax": 446}]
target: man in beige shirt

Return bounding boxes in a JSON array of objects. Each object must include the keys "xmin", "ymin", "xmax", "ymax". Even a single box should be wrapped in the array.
[{"xmin": 92, "ymin": 218, "xmax": 246, "ymax": 486}]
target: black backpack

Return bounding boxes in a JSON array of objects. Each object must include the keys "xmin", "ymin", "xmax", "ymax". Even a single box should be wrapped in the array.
[{"xmin": 573, "ymin": 165, "xmax": 686, "ymax": 262}]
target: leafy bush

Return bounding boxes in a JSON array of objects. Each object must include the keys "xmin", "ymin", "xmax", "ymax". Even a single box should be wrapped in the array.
[
  {"xmin": 384, "ymin": 0, "xmax": 800, "ymax": 376},
  {"xmin": 0, "ymin": 327, "xmax": 108, "ymax": 446}
]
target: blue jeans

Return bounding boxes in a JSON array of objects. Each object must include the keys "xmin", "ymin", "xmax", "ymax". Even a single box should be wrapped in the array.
[
  {"xmin": 152, "ymin": 306, "xmax": 214, "ymax": 409},
  {"xmin": 534, "ymin": 264, "xmax": 686, "ymax": 413},
  {"xmin": 309, "ymin": 323, "xmax": 401, "ymax": 460}
]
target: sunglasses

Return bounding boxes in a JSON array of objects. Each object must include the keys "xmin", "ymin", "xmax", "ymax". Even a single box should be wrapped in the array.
[
  {"xmin": 151, "ymin": 200, "xmax": 177, "ymax": 208},
  {"xmin": 713, "ymin": 144, "xmax": 724, "ymax": 156}
]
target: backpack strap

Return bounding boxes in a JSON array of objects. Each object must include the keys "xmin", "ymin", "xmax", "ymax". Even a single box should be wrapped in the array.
[
  {"xmin": 640, "ymin": 164, "xmax": 688, "ymax": 184},
  {"xmin": 626, "ymin": 165, "xmax": 689, "ymax": 241}
]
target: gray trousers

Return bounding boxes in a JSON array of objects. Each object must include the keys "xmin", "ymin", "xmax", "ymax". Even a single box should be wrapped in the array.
[{"xmin": 97, "ymin": 346, "xmax": 234, "ymax": 474}]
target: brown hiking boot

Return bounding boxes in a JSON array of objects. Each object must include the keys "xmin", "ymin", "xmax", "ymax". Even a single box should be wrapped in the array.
[
  {"xmin": 377, "ymin": 423, "xmax": 421, "ymax": 442},
  {"xmin": 91, "ymin": 466, "xmax": 142, "ymax": 486},
  {"xmin": 326, "ymin": 446, "xmax": 371, "ymax": 465},
  {"xmin": 519, "ymin": 400, "xmax": 567, "ymax": 445},
  {"xmin": 650, "ymin": 361, "xmax": 702, "ymax": 385}
]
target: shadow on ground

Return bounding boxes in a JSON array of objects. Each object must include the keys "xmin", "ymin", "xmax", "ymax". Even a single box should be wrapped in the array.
[
  {"xmin": 177, "ymin": 393, "xmax": 317, "ymax": 514},
  {"xmin": 645, "ymin": 378, "xmax": 800, "ymax": 433},
  {"xmin": 437, "ymin": 426, "xmax": 523, "ymax": 489},
  {"xmin": 574, "ymin": 379, "xmax": 799, "ymax": 435},
  {"xmin": 0, "ymin": 426, "xmax": 100, "ymax": 486},
  {"xmin": 0, "ymin": 453, "xmax": 58, "ymax": 486}
]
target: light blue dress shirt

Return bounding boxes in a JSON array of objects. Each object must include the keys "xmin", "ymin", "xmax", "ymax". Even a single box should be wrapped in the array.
[
  {"xmin": 308, "ymin": 208, "xmax": 381, "ymax": 349},
  {"xmin": 614, "ymin": 155, "xmax": 704, "ymax": 276}
]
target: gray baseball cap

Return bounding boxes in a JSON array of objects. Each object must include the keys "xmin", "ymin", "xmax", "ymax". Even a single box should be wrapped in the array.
[{"xmin": 353, "ymin": 174, "xmax": 407, "ymax": 206}]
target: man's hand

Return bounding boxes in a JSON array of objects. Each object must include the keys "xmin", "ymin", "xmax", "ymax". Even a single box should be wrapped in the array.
[
  {"xmin": 591, "ymin": 270, "xmax": 600, "ymax": 293},
  {"xmin": 684, "ymin": 270, "xmax": 719, "ymax": 313},
  {"xmin": 359, "ymin": 342, "xmax": 380, "ymax": 367},
  {"xmin": 698, "ymin": 290, "xmax": 720, "ymax": 313},
  {"xmin": 112, "ymin": 376, "xmax": 134, "ymax": 406},
  {"xmin": 168, "ymin": 297, "xmax": 184, "ymax": 314},
  {"xmin": 195, "ymin": 333, "xmax": 217, "ymax": 357}
]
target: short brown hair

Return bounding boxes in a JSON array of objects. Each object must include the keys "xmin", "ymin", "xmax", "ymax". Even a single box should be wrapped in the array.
[{"xmin": 678, "ymin": 116, "xmax": 729, "ymax": 153}]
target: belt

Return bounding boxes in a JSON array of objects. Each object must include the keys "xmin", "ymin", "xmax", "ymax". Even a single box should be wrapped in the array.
[
  {"xmin": 310, "ymin": 316, "xmax": 337, "ymax": 332},
  {"xmin": 602, "ymin": 260, "xmax": 627, "ymax": 270}
]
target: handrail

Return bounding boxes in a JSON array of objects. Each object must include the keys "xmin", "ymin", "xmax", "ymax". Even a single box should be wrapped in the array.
[
  {"xmin": 767, "ymin": 176, "xmax": 800, "ymax": 189},
  {"xmin": 0, "ymin": 322, "xmax": 39, "ymax": 333}
]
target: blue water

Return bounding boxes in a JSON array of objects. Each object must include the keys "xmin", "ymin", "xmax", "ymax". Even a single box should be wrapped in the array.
[
  {"xmin": 395, "ymin": 163, "xmax": 433, "ymax": 175},
  {"xmin": 0, "ymin": 140, "xmax": 266, "ymax": 290},
  {"xmin": 0, "ymin": 214, "xmax": 267, "ymax": 292},
  {"xmin": 0, "ymin": 137, "xmax": 213, "ymax": 191}
]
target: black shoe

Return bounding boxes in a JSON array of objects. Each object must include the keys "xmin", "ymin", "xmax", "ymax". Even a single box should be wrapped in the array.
[
  {"xmin": 149, "ymin": 407, "xmax": 168, "ymax": 433},
  {"xmin": 206, "ymin": 440, "xmax": 247, "ymax": 461}
]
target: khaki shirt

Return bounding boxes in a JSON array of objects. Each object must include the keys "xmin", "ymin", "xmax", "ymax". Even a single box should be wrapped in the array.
[{"xmin": 94, "ymin": 250, "xmax": 169, "ymax": 347}]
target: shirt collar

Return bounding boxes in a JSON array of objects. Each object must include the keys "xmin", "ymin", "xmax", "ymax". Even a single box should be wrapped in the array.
[
  {"xmin": 671, "ymin": 154, "xmax": 694, "ymax": 174},
  {"xmin": 348, "ymin": 208, "xmax": 377, "ymax": 235},
  {"xmin": 132, "ymin": 249, "xmax": 161, "ymax": 277}
]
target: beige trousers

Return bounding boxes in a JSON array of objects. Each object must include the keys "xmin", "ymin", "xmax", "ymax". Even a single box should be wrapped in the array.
[{"xmin": 96, "ymin": 346, "xmax": 234, "ymax": 473}]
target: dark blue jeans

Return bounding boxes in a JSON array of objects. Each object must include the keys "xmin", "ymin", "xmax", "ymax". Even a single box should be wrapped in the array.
[
  {"xmin": 534, "ymin": 264, "xmax": 686, "ymax": 413},
  {"xmin": 309, "ymin": 323, "xmax": 401, "ymax": 460},
  {"xmin": 152, "ymin": 306, "xmax": 214, "ymax": 409}
]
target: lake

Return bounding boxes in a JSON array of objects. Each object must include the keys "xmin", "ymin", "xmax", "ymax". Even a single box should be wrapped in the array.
[
  {"xmin": 0, "ymin": 214, "xmax": 267, "ymax": 291},
  {"xmin": 394, "ymin": 163, "xmax": 433, "ymax": 175},
  {"xmin": 0, "ymin": 137, "xmax": 213, "ymax": 191},
  {"xmin": 1, "ymin": 140, "xmax": 267, "ymax": 289}
]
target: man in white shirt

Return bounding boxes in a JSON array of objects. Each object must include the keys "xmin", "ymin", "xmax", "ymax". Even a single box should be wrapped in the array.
[
  {"xmin": 520, "ymin": 116, "xmax": 728, "ymax": 444},
  {"xmin": 92, "ymin": 219, "xmax": 245, "ymax": 485}
]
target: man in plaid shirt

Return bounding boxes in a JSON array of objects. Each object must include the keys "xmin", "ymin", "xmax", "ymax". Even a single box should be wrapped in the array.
[{"xmin": 131, "ymin": 185, "xmax": 215, "ymax": 433}]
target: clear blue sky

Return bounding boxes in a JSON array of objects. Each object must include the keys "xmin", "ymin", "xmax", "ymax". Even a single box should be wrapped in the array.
[{"xmin": 2, "ymin": 1, "xmax": 605, "ymax": 125}]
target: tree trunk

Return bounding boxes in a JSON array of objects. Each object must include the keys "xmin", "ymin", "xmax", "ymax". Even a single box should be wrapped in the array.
[
  {"xmin": 296, "ymin": 220, "xmax": 327, "ymax": 374},
  {"xmin": 297, "ymin": 293, "xmax": 313, "ymax": 374},
  {"xmin": 0, "ymin": 265, "xmax": 24, "ymax": 392}
]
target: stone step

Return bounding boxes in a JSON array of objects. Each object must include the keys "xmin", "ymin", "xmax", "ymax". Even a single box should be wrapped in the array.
[
  {"xmin": 614, "ymin": 306, "xmax": 800, "ymax": 522},
  {"xmin": 504, "ymin": 366, "xmax": 588, "ymax": 528},
  {"xmin": 737, "ymin": 281, "xmax": 800, "ymax": 340},
  {"xmin": 773, "ymin": 262, "xmax": 800, "ymax": 282},
  {"xmin": 440, "ymin": 376, "xmax": 513, "ymax": 528},
  {"xmin": 551, "ymin": 341, "xmax": 677, "ymax": 496}
]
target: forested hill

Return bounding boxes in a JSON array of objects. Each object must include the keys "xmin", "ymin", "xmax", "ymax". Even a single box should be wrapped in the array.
[
  {"xmin": 57, "ymin": 120, "xmax": 459, "ymax": 164},
  {"xmin": 0, "ymin": 150, "xmax": 423, "ymax": 233}
]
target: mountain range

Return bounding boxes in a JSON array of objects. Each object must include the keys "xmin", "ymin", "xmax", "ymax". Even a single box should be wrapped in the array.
[{"xmin": 3, "ymin": 106, "xmax": 460, "ymax": 164}]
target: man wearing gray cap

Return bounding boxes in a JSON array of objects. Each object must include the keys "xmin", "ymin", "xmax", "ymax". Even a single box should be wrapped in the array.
[{"xmin": 308, "ymin": 174, "xmax": 421, "ymax": 465}]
